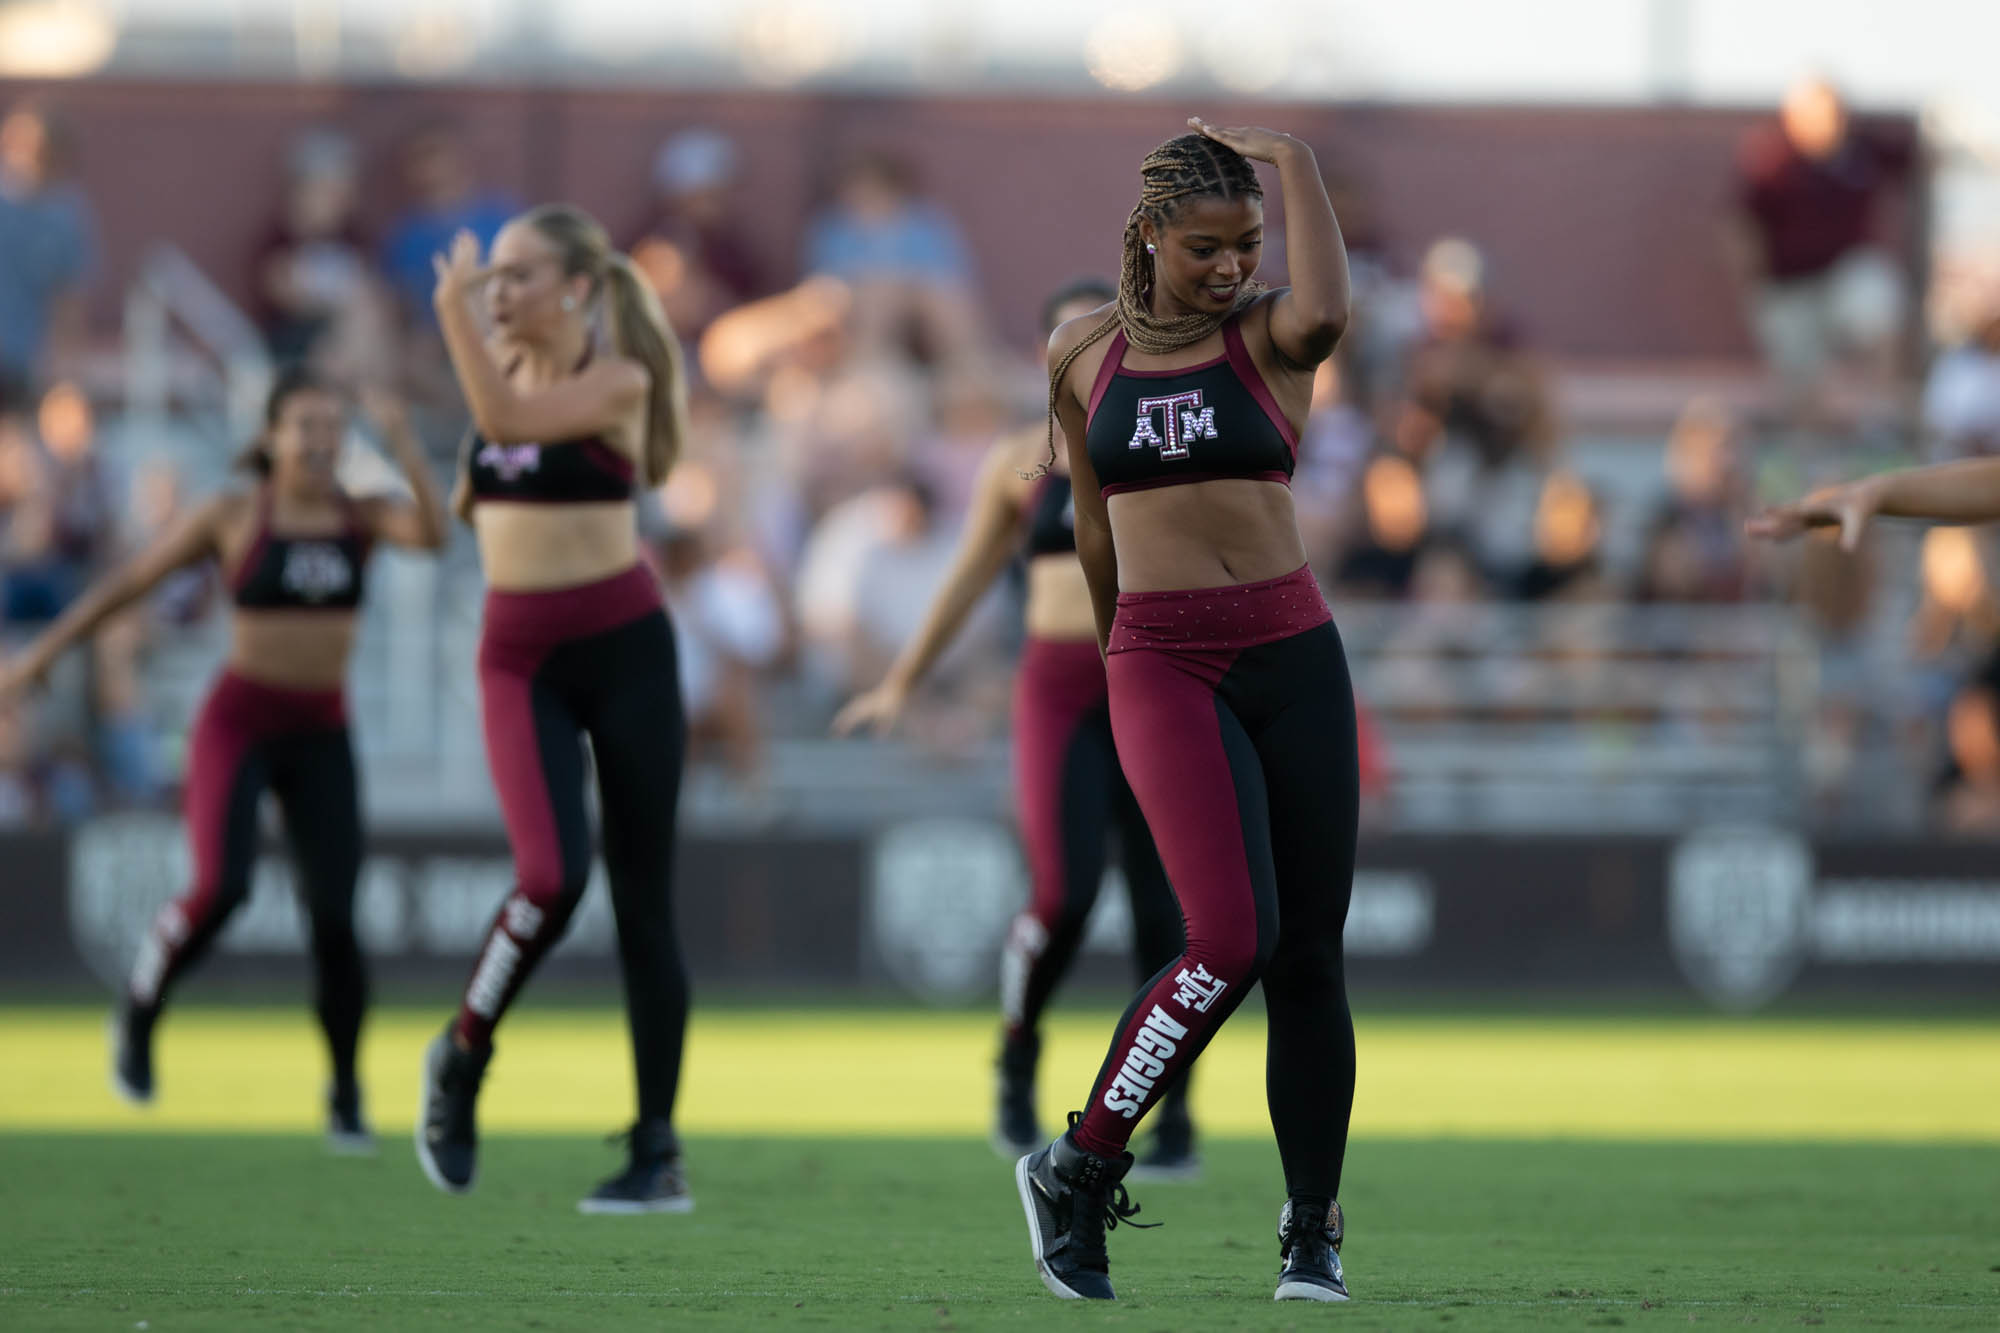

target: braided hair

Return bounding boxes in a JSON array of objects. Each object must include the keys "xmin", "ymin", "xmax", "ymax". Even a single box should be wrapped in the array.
[{"xmin": 1040, "ymin": 133, "xmax": 1266, "ymax": 473}]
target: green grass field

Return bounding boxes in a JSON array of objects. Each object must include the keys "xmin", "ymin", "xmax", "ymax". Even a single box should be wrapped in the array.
[{"xmin": 2, "ymin": 1005, "xmax": 1996, "ymax": 1331}]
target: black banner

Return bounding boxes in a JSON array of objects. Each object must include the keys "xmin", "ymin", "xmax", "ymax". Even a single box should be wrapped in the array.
[{"xmin": 4, "ymin": 817, "xmax": 1997, "ymax": 1010}]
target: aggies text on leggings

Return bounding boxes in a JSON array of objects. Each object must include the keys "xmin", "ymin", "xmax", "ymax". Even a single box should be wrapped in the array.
[
  {"xmin": 1073, "ymin": 565, "xmax": 1357, "ymax": 1202},
  {"xmin": 132, "ymin": 674, "xmax": 365, "ymax": 1077},
  {"xmin": 1019, "ymin": 119, "xmax": 1362, "ymax": 1302},
  {"xmin": 0, "ymin": 372, "xmax": 448, "ymax": 1130},
  {"xmin": 454, "ymin": 564, "xmax": 687, "ymax": 1124},
  {"xmin": 418, "ymin": 203, "xmax": 696, "ymax": 1206}
]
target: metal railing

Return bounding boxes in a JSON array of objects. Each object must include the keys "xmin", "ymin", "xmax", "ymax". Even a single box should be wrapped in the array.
[{"xmin": 121, "ymin": 244, "xmax": 272, "ymax": 450}]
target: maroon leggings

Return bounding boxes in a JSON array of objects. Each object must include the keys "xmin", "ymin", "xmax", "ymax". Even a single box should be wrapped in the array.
[
  {"xmin": 1071, "ymin": 565, "xmax": 1359, "ymax": 1202},
  {"xmin": 453, "ymin": 564, "xmax": 688, "ymax": 1132},
  {"xmin": 1003, "ymin": 637, "xmax": 1183, "ymax": 1043},
  {"xmin": 127, "ymin": 671, "xmax": 363, "ymax": 1087}
]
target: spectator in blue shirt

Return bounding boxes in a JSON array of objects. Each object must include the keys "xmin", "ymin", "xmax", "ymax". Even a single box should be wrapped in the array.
[
  {"xmin": 0, "ymin": 102, "xmax": 98, "ymax": 400},
  {"xmin": 803, "ymin": 151, "xmax": 983, "ymax": 366},
  {"xmin": 805, "ymin": 151, "xmax": 974, "ymax": 289},
  {"xmin": 378, "ymin": 122, "xmax": 517, "ymax": 326}
]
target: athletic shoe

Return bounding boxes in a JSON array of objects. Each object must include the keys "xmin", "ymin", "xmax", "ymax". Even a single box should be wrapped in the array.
[
  {"xmin": 1275, "ymin": 1199, "xmax": 1348, "ymax": 1302},
  {"xmin": 326, "ymin": 1082, "xmax": 376, "ymax": 1157},
  {"xmin": 1015, "ymin": 1112, "xmax": 1155, "ymax": 1300},
  {"xmin": 414, "ymin": 1028, "xmax": 489, "ymax": 1195},
  {"xmin": 108, "ymin": 1003, "xmax": 156, "ymax": 1106},
  {"xmin": 578, "ymin": 1120, "xmax": 694, "ymax": 1215},
  {"xmin": 992, "ymin": 1032, "xmax": 1040, "ymax": 1157},
  {"xmin": 1128, "ymin": 1102, "xmax": 1200, "ymax": 1183}
]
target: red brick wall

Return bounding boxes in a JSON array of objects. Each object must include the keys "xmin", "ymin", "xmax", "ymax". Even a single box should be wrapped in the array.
[{"xmin": 0, "ymin": 79, "xmax": 1922, "ymax": 363}]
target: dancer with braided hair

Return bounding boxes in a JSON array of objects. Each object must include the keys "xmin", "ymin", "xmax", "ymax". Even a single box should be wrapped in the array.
[{"xmin": 1014, "ymin": 119, "xmax": 1359, "ymax": 1303}]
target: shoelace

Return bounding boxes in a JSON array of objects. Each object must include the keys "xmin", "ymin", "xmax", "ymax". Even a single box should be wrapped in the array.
[{"xmin": 1067, "ymin": 1180, "xmax": 1158, "ymax": 1274}]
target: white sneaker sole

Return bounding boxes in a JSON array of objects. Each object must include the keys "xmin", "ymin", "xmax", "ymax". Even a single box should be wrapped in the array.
[
  {"xmin": 1275, "ymin": 1280, "xmax": 1350, "ymax": 1302},
  {"xmin": 413, "ymin": 1041, "xmax": 474, "ymax": 1196},
  {"xmin": 576, "ymin": 1195, "xmax": 696, "ymax": 1215},
  {"xmin": 1015, "ymin": 1154, "xmax": 1088, "ymax": 1300}
]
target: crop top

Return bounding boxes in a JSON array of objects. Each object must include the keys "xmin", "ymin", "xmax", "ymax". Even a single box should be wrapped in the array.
[
  {"xmin": 462, "ymin": 348, "xmax": 636, "ymax": 505},
  {"xmin": 230, "ymin": 489, "xmax": 370, "ymax": 612},
  {"xmin": 1023, "ymin": 472, "xmax": 1078, "ymax": 558},
  {"xmin": 1082, "ymin": 314, "xmax": 1298, "ymax": 499}
]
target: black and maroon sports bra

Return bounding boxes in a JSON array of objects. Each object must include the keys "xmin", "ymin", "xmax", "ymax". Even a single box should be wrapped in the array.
[
  {"xmin": 1023, "ymin": 472, "xmax": 1078, "ymax": 558},
  {"xmin": 463, "ymin": 347, "xmax": 636, "ymax": 506},
  {"xmin": 1082, "ymin": 313, "xmax": 1299, "ymax": 499},
  {"xmin": 230, "ymin": 488, "xmax": 370, "ymax": 612}
]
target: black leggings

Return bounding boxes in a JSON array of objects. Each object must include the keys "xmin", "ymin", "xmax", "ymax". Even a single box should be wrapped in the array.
[
  {"xmin": 455, "ymin": 566, "xmax": 688, "ymax": 1135},
  {"xmin": 1075, "ymin": 567, "xmax": 1358, "ymax": 1203},
  {"xmin": 1003, "ymin": 637, "xmax": 1187, "ymax": 1114},
  {"xmin": 128, "ymin": 672, "xmax": 365, "ymax": 1092}
]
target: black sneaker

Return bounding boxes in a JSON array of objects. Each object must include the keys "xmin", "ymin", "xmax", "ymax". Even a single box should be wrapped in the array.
[
  {"xmin": 326, "ymin": 1082, "xmax": 376, "ymax": 1157},
  {"xmin": 108, "ymin": 1002, "xmax": 156, "ymax": 1106},
  {"xmin": 414, "ymin": 1029, "xmax": 488, "ymax": 1195},
  {"xmin": 1128, "ymin": 1100, "xmax": 1200, "ymax": 1183},
  {"xmin": 1014, "ymin": 1112, "xmax": 1155, "ymax": 1300},
  {"xmin": 578, "ymin": 1120, "xmax": 694, "ymax": 1215},
  {"xmin": 992, "ymin": 1032, "xmax": 1040, "ymax": 1157},
  {"xmin": 1275, "ymin": 1199, "xmax": 1348, "ymax": 1302}
]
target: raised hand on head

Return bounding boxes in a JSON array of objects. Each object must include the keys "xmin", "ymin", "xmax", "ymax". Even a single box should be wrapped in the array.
[{"xmin": 1186, "ymin": 117, "xmax": 1301, "ymax": 165}]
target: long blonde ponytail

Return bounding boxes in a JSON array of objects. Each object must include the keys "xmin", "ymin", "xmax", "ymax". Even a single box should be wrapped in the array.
[
  {"xmin": 524, "ymin": 203, "xmax": 689, "ymax": 486},
  {"xmin": 602, "ymin": 254, "xmax": 688, "ymax": 486}
]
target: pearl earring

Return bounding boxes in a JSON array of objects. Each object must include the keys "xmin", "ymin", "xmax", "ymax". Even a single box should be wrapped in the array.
[
  {"xmin": 1146, "ymin": 243, "xmax": 1157, "ymax": 255},
  {"xmin": 562, "ymin": 295, "xmax": 577, "ymax": 311}
]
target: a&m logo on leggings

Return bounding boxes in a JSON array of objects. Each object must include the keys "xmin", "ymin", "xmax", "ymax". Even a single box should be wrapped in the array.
[
  {"xmin": 1171, "ymin": 962, "xmax": 1229, "ymax": 1012},
  {"xmin": 1128, "ymin": 389, "xmax": 1219, "ymax": 460}
]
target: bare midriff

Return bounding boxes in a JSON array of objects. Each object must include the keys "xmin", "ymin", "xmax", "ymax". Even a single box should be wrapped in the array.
[
  {"xmin": 1023, "ymin": 554, "xmax": 1102, "ymax": 642},
  {"xmin": 226, "ymin": 614, "xmax": 359, "ymax": 691},
  {"xmin": 472, "ymin": 503, "xmax": 638, "ymax": 591},
  {"xmin": 1106, "ymin": 478, "xmax": 1308, "ymax": 592}
]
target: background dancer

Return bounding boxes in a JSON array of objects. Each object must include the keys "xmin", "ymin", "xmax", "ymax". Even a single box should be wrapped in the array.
[
  {"xmin": 834, "ymin": 277, "xmax": 1199, "ymax": 1181},
  {"xmin": 0, "ymin": 368, "xmax": 447, "ymax": 1151},
  {"xmin": 413, "ymin": 204, "xmax": 696, "ymax": 1215}
]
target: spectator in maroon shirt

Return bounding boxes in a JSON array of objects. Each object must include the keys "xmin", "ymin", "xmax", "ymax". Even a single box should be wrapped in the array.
[
  {"xmin": 629, "ymin": 130, "xmax": 768, "ymax": 344},
  {"xmin": 1725, "ymin": 77, "xmax": 1915, "ymax": 430}
]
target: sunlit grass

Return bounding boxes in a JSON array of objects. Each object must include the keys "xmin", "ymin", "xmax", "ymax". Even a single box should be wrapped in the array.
[{"xmin": 3, "ymin": 1005, "xmax": 1994, "ymax": 1140}]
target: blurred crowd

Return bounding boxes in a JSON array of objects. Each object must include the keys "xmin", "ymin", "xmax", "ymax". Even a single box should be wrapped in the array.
[{"xmin": 6, "ymin": 78, "xmax": 2000, "ymax": 832}]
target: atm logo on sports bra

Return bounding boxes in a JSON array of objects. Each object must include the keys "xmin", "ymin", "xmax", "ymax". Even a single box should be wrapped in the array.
[
  {"xmin": 281, "ymin": 543, "xmax": 354, "ymax": 601},
  {"xmin": 477, "ymin": 441, "xmax": 542, "ymax": 481},
  {"xmin": 1127, "ymin": 389, "xmax": 1219, "ymax": 461}
]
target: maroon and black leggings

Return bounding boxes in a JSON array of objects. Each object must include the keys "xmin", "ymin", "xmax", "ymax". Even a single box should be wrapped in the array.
[
  {"xmin": 127, "ymin": 671, "xmax": 364, "ymax": 1092},
  {"xmin": 1003, "ymin": 639, "xmax": 1186, "ymax": 1102},
  {"xmin": 453, "ymin": 564, "xmax": 688, "ymax": 1135},
  {"xmin": 1071, "ymin": 564, "xmax": 1359, "ymax": 1203}
]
